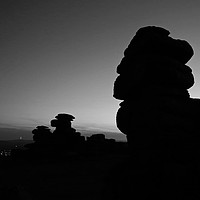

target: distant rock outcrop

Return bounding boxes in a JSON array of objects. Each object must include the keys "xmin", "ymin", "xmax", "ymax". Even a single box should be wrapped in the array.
[
  {"xmin": 86, "ymin": 134, "xmax": 118, "ymax": 154},
  {"xmin": 51, "ymin": 113, "xmax": 85, "ymax": 146},
  {"xmin": 113, "ymin": 26, "xmax": 200, "ymax": 198},
  {"xmin": 32, "ymin": 126, "xmax": 52, "ymax": 144},
  {"xmin": 21, "ymin": 113, "xmax": 122, "ymax": 158},
  {"xmin": 24, "ymin": 113, "xmax": 85, "ymax": 156}
]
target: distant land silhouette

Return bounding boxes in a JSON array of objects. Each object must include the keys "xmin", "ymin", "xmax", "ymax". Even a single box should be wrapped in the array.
[{"xmin": 0, "ymin": 126, "xmax": 126, "ymax": 141}]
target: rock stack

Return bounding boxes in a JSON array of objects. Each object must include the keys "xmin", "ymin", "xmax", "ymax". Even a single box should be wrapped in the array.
[
  {"xmin": 113, "ymin": 26, "xmax": 200, "ymax": 197},
  {"xmin": 32, "ymin": 126, "xmax": 52, "ymax": 144},
  {"xmin": 51, "ymin": 113, "xmax": 76, "ymax": 136},
  {"xmin": 51, "ymin": 113, "xmax": 85, "ymax": 147},
  {"xmin": 24, "ymin": 113, "xmax": 85, "ymax": 157}
]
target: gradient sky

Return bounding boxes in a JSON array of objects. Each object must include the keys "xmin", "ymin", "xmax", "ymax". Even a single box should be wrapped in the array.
[{"xmin": 1, "ymin": 0, "xmax": 200, "ymax": 133}]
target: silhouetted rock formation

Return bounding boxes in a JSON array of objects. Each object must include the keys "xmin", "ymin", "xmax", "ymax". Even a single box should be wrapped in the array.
[
  {"xmin": 113, "ymin": 26, "xmax": 200, "ymax": 198},
  {"xmin": 51, "ymin": 113, "xmax": 75, "ymax": 133},
  {"xmin": 23, "ymin": 113, "xmax": 85, "ymax": 158},
  {"xmin": 22, "ymin": 126, "xmax": 53, "ymax": 154},
  {"xmin": 51, "ymin": 113, "xmax": 85, "ymax": 146},
  {"xmin": 32, "ymin": 126, "xmax": 52, "ymax": 144},
  {"xmin": 86, "ymin": 134, "xmax": 118, "ymax": 155},
  {"xmin": 21, "ymin": 113, "xmax": 123, "ymax": 158},
  {"xmin": 87, "ymin": 134, "xmax": 106, "ymax": 142}
]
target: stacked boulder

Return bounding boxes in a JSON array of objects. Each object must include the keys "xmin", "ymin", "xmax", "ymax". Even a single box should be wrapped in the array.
[
  {"xmin": 51, "ymin": 113, "xmax": 85, "ymax": 147},
  {"xmin": 32, "ymin": 126, "xmax": 52, "ymax": 144},
  {"xmin": 24, "ymin": 125, "xmax": 53, "ymax": 152},
  {"xmin": 113, "ymin": 26, "xmax": 200, "ymax": 198}
]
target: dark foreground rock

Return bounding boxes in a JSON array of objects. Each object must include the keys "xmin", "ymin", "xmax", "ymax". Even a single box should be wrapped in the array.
[{"xmin": 113, "ymin": 26, "xmax": 200, "ymax": 199}]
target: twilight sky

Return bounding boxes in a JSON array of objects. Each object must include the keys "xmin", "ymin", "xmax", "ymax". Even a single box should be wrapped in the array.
[{"xmin": 1, "ymin": 0, "xmax": 200, "ymax": 133}]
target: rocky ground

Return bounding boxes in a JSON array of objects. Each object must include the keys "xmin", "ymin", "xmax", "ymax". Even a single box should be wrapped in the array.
[
  {"xmin": 1, "ymin": 147, "xmax": 200, "ymax": 200},
  {"xmin": 0, "ymin": 152, "xmax": 130, "ymax": 200}
]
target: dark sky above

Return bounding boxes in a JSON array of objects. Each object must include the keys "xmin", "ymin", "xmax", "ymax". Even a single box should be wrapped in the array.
[{"xmin": 1, "ymin": 0, "xmax": 200, "ymax": 132}]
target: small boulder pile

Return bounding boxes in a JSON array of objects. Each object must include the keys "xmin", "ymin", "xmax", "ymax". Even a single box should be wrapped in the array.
[
  {"xmin": 25, "ymin": 113, "xmax": 85, "ymax": 156},
  {"xmin": 32, "ymin": 126, "xmax": 52, "ymax": 144}
]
